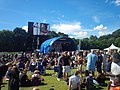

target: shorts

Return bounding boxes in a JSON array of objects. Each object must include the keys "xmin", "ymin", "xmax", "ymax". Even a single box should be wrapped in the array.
[{"xmin": 62, "ymin": 66, "xmax": 70, "ymax": 73}]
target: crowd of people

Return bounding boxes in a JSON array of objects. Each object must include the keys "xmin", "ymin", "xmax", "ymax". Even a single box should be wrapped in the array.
[{"xmin": 0, "ymin": 49, "xmax": 120, "ymax": 90}]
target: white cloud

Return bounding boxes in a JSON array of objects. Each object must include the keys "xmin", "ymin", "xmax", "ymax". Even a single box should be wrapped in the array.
[
  {"xmin": 98, "ymin": 31, "xmax": 106, "ymax": 36},
  {"xmin": 92, "ymin": 16, "xmax": 100, "ymax": 23},
  {"xmin": 94, "ymin": 24, "xmax": 107, "ymax": 30},
  {"xmin": 69, "ymin": 36, "xmax": 74, "ymax": 38},
  {"xmin": 98, "ymin": 31, "xmax": 114, "ymax": 37},
  {"xmin": 51, "ymin": 22, "xmax": 89, "ymax": 38},
  {"xmin": 112, "ymin": 0, "xmax": 120, "ymax": 6},
  {"xmin": 51, "ymin": 22, "xmax": 82, "ymax": 34},
  {"xmin": 22, "ymin": 26, "xmax": 28, "ymax": 32},
  {"xmin": 73, "ymin": 31, "xmax": 88, "ymax": 38}
]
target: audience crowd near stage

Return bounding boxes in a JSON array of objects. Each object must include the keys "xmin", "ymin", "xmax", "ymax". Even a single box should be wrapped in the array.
[{"xmin": 0, "ymin": 49, "xmax": 120, "ymax": 90}]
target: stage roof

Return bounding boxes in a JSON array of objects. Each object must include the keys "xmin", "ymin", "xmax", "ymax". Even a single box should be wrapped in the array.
[{"xmin": 40, "ymin": 36, "xmax": 76, "ymax": 53}]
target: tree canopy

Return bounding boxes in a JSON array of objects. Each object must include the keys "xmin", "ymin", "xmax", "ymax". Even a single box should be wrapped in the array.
[{"xmin": 0, "ymin": 28, "xmax": 120, "ymax": 51}]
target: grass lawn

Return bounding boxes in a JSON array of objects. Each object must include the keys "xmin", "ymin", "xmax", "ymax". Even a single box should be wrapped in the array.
[{"xmin": 1, "ymin": 69, "xmax": 108, "ymax": 90}]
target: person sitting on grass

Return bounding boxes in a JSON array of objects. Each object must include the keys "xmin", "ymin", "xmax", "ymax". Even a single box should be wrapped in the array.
[
  {"xmin": 85, "ymin": 71, "xmax": 96, "ymax": 90},
  {"xmin": 29, "ymin": 59, "xmax": 37, "ymax": 72},
  {"xmin": 37, "ymin": 59, "xmax": 45, "ymax": 75},
  {"xmin": 68, "ymin": 70, "xmax": 81, "ymax": 90},
  {"xmin": 17, "ymin": 60, "xmax": 25, "ymax": 71},
  {"xmin": 19, "ymin": 69, "xmax": 31, "ymax": 87},
  {"xmin": 96, "ymin": 71, "xmax": 106, "ymax": 86},
  {"xmin": 7, "ymin": 65, "xmax": 19, "ymax": 90},
  {"xmin": 31, "ymin": 70, "xmax": 44, "ymax": 86}
]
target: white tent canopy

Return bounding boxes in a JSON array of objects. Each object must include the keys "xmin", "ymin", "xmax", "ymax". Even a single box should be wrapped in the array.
[{"xmin": 104, "ymin": 44, "xmax": 120, "ymax": 51}]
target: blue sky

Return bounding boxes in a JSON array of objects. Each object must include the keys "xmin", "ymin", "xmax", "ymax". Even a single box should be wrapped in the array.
[{"xmin": 0, "ymin": 0, "xmax": 120, "ymax": 38}]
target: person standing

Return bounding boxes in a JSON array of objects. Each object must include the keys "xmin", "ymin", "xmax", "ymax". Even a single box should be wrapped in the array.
[
  {"xmin": 57, "ymin": 53, "xmax": 63, "ymax": 81},
  {"xmin": 96, "ymin": 51, "xmax": 103, "ymax": 73},
  {"xmin": 102, "ymin": 51, "xmax": 107, "ymax": 73},
  {"xmin": 62, "ymin": 51, "xmax": 71, "ymax": 81},
  {"xmin": 8, "ymin": 65, "xmax": 19, "ymax": 90},
  {"xmin": 86, "ymin": 50, "xmax": 98, "ymax": 76},
  {"xmin": 77, "ymin": 54, "xmax": 83, "ymax": 77}
]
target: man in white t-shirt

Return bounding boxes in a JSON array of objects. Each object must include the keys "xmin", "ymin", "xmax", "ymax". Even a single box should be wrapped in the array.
[
  {"xmin": 110, "ymin": 62, "xmax": 120, "ymax": 86},
  {"xmin": 68, "ymin": 71, "xmax": 80, "ymax": 90},
  {"xmin": 106, "ymin": 51, "xmax": 120, "ymax": 86}
]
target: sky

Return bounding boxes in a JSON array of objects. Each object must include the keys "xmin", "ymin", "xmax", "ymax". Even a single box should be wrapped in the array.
[{"xmin": 0, "ymin": 0, "xmax": 120, "ymax": 39}]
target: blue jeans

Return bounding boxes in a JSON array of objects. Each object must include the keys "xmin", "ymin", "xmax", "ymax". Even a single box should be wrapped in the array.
[{"xmin": 58, "ymin": 64, "xmax": 62, "ymax": 78}]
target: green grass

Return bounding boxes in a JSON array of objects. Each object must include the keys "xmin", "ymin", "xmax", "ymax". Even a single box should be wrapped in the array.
[{"xmin": 1, "ymin": 69, "xmax": 108, "ymax": 90}]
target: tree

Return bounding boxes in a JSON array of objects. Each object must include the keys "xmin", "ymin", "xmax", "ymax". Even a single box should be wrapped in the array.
[
  {"xmin": 82, "ymin": 38, "xmax": 90, "ymax": 50},
  {"xmin": 13, "ymin": 28, "xmax": 27, "ymax": 51},
  {"xmin": 88, "ymin": 35, "xmax": 98, "ymax": 49},
  {"xmin": 114, "ymin": 37, "xmax": 120, "ymax": 47},
  {"xmin": 99, "ymin": 34, "xmax": 112, "ymax": 40},
  {"xmin": 49, "ymin": 31, "xmax": 59, "ymax": 38},
  {"xmin": 57, "ymin": 32, "xmax": 68, "ymax": 37},
  {"xmin": 0, "ymin": 30, "xmax": 14, "ymax": 51},
  {"xmin": 112, "ymin": 29, "xmax": 120, "ymax": 38},
  {"xmin": 0, "ymin": 27, "xmax": 120, "ymax": 51}
]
